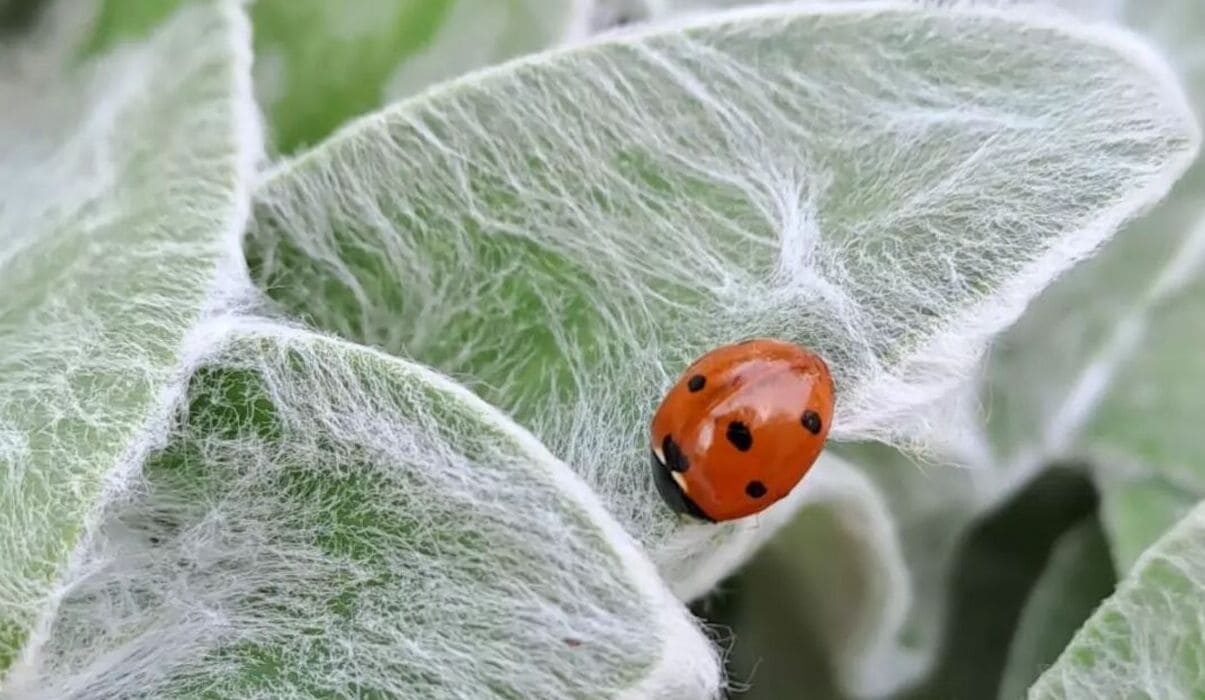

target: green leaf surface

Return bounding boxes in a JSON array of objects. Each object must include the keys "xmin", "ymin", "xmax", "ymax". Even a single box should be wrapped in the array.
[
  {"xmin": 985, "ymin": 0, "xmax": 1205, "ymax": 568},
  {"xmin": 0, "ymin": 0, "xmax": 255, "ymax": 676},
  {"xmin": 701, "ymin": 550, "xmax": 845, "ymax": 700},
  {"xmin": 619, "ymin": 2, "xmax": 1203, "ymax": 695},
  {"xmin": 999, "ymin": 516, "xmax": 1116, "ymax": 700},
  {"xmin": 1081, "ymin": 223, "xmax": 1205, "ymax": 483},
  {"xmin": 7, "ymin": 324, "xmax": 718, "ymax": 699},
  {"xmin": 712, "ymin": 462, "xmax": 1108, "ymax": 700},
  {"xmin": 688, "ymin": 448, "xmax": 937, "ymax": 700},
  {"xmin": 699, "ymin": 461, "xmax": 892, "ymax": 700},
  {"xmin": 1029, "ymin": 499, "xmax": 1205, "ymax": 699},
  {"xmin": 635, "ymin": 0, "xmax": 1123, "ymax": 25},
  {"xmin": 83, "ymin": 0, "xmax": 588, "ymax": 153},
  {"xmin": 247, "ymin": 3, "xmax": 1197, "ymax": 687}
]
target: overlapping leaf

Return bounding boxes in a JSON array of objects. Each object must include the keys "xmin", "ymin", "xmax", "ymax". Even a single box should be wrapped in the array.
[
  {"xmin": 0, "ymin": 2, "xmax": 717, "ymax": 697},
  {"xmin": 1029, "ymin": 499, "xmax": 1205, "ymax": 699},
  {"xmin": 0, "ymin": 0, "xmax": 257, "ymax": 675},
  {"xmin": 1097, "ymin": 471, "xmax": 1198, "ymax": 571},
  {"xmin": 248, "ymin": 0, "xmax": 1196, "ymax": 628},
  {"xmin": 986, "ymin": 0, "xmax": 1205, "ymax": 563},
  {"xmin": 7, "ymin": 325, "xmax": 718, "ymax": 699},
  {"xmin": 2, "ymin": 1, "xmax": 1199, "ymax": 697}
]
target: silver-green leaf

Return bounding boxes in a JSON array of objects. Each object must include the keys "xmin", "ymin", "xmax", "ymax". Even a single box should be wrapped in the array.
[
  {"xmin": 248, "ymin": 0, "xmax": 1198, "ymax": 613},
  {"xmin": 1029, "ymin": 499, "xmax": 1205, "ymax": 699},
  {"xmin": 0, "ymin": 0, "xmax": 257, "ymax": 676},
  {"xmin": 986, "ymin": 0, "xmax": 1205, "ymax": 570},
  {"xmin": 7, "ymin": 323, "xmax": 719, "ymax": 699}
]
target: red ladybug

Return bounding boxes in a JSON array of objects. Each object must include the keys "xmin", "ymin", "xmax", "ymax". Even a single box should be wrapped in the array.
[{"xmin": 650, "ymin": 339, "xmax": 834, "ymax": 522}]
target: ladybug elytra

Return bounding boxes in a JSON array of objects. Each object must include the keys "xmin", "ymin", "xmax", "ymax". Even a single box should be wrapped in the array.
[{"xmin": 650, "ymin": 338, "xmax": 834, "ymax": 522}]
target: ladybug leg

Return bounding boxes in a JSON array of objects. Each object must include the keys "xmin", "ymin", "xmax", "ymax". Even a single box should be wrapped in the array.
[{"xmin": 650, "ymin": 449, "xmax": 714, "ymax": 522}]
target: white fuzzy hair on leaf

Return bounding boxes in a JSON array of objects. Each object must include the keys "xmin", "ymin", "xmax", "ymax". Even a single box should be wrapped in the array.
[
  {"xmin": 0, "ymin": 0, "xmax": 261, "ymax": 681},
  {"xmin": 1029, "ymin": 499, "xmax": 1205, "ymax": 699},
  {"xmin": 1, "ymin": 1, "xmax": 719, "ymax": 698},
  {"xmin": 248, "ymin": 1, "xmax": 1199, "ymax": 600},
  {"xmin": 7, "ymin": 322, "xmax": 720, "ymax": 699}
]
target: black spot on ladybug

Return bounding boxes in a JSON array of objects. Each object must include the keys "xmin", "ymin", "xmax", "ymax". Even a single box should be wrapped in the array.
[
  {"xmin": 745, "ymin": 480, "xmax": 767, "ymax": 498},
  {"xmin": 801, "ymin": 410, "xmax": 823, "ymax": 435},
  {"xmin": 726, "ymin": 421, "xmax": 753, "ymax": 451},
  {"xmin": 662, "ymin": 434, "xmax": 689, "ymax": 472},
  {"xmin": 687, "ymin": 374, "xmax": 706, "ymax": 392}
]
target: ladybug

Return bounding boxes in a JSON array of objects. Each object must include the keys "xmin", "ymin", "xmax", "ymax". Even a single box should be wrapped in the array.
[{"xmin": 649, "ymin": 338, "xmax": 834, "ymax": 522}]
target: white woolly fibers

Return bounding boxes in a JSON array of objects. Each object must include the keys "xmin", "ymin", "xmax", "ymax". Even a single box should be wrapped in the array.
[
  {"xmin": 6, "ymin": 324, "xmax": 719, "ymax": 699},
  {"xmin": 2, "ymin": 2, "xmax": 718, "ymax": 698},
  {"xmin": 248, "ymin": 1, "xmax": 1199, "ymax": 598},
  {"xmin": 988, "ymin": 0, "xmax": 1205, "ymax": 479},
  {"xmin": 1029, "ymin": 499, "xmax": 1205, "ymax": 699},
  {"xmin": 0, "ymin": 0, "xmax": 260, "ymax": 679}
]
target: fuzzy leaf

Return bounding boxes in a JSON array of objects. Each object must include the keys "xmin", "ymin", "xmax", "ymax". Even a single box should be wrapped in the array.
[
  {"xmin": 254, "ymin": 0, "xmax": 590, "ymax": 152},
  {"xmin": 6, "ymin": 324, "xmax": 718, "ymax": 699},
  {"xmin": 83, "ymin": 0, "xmax": 588, "ymax": 153},
  {"xmin": 1079, "ymin": 218, "xmax": 1205, "ymax": 506},
  {"xmin": 631, "ymin": 0, "xmax": 1124, "ymax": 25},
  {"xmin": 0, "ymin": 0, "xmax": 256, "ymax": 677},
  {"xmin": 1028, "ymin": 499, "xmax": 1205, "ymax": 699},
  {"xmin": 1051, "ymin": 214, "xmax": 1205, "ymax": 576},
  {"xmin": 998, "ymin": 516, "xmax": 1115, "ymax": 700},
  {"xmin": 702, "ymin": 453, "xmax": 910, "ymax": 700},
  {"xmin": 248, "ymin": 0, "xmax": 1197, "ymax": 616},
  {"xmin": 985, "ymin": 0, "xmax": 1205, "ymax": 569}
]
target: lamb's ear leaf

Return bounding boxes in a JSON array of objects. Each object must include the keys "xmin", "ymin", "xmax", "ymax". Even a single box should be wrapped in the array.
[
  {"xmin": 0, "ymin": 0, "xmax": 256, "ymax": 676},
  {"xmin": 762, "ymin": 460, "xmax": 916, "ymax": 699},
  {"xmin": 1076, "ymin": 230, "xmax": 1205, "ymax": 558},
  {"xmin": 987, "ymin": 196, "xmax": 1205, "ymax": 567},
  {"xmin": 817, "ymin": 442, "xmax": 984, "ymax": 699},
  {"xmin": 81, "ymin": 0, "xmax": 589, "ymax": 152},
  {"xmin": 248, "ymin": 0, "xmax": 1197, "ymax": 606},
  {"xmin": 984, "ymin": 0, "xmax": 1205, "ymax": 571},
  {"xmin": 1029, "ymin": 499, "xmax": 1205, "ymax": 699},
  {"xmin": 10, "ymin": 325, "xmax": 720, "ymax": 699}
]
